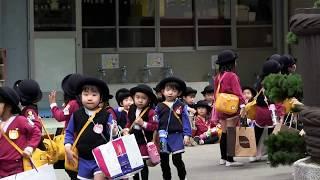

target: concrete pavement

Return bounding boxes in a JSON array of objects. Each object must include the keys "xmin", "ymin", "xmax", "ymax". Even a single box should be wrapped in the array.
[{"xmin": 56, "ymin": 144, "xmax": 293, "ymax": 180}]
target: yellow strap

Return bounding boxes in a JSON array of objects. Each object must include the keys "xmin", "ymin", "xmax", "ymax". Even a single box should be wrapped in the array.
[
  {"xmin": 0, "ymin": 129, "xmax": 24, "ymax": 154},
  {"xmin": 72, "ymin": 108, "xmax": 102, "ymax": 150},
  {"xmin": 130, "ymin": 107, "xmax": 150, "ymax": 130},
  {"xmin": 162, "ymin": 102, "xmax": 182, "ymax": 126}
]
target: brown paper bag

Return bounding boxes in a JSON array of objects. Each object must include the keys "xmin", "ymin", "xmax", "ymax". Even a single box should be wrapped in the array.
[{"xmin": 227, "ymin": 127, "xmax": 257, "ymax": 157}]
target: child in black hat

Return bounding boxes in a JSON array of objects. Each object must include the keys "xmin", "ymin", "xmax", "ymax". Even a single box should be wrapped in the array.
[
  {"xmin": 0, "ymin": 87, "xmax": 41, "ymax": 178},
  {"xmin": 49, "ymin": 73, "xmax": 83, "ymax": 179},
  {"xmin": 114, "ymin": 88, "xmax": 133, "ymax": 130},
  {"xmin": 280, "ymin": 54, "xmax": 297, "ymax": 75},
  {"xmin": 242, "ymin": 86, "xmax": 257, "ymax": 104},
  {"xmin": 201, "ymin": 85, "xmax": 215, "ymax": 107},
  {"xmin": 49, "ymin": 73, "xmax": 83, "ymax": 130},
  {"xmin": 64, "ymin": 76, "xmax": 118, "ymax": 180},
  {"xmin": 155, "ymin": 77, "xmax": 191, "ymax": 180},
  {"xmin": 182, "ymin": 87, "xmax": 198, "ymax": 146},
  {"xmin": 123, "ymin": 84, "xmax": 158, "ymax": 180},
  {"xmin": 13, "ymin": 79, "xmax": 43, "ymax": 132},
  {"xmin": 194, "ymin": 100, "xmax": 220, "ymax": 145}
]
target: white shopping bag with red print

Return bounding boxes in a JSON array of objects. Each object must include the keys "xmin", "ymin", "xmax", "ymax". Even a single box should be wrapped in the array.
[{"xmin": 92, "ymin": 134, "xmax": 144, "ymax": 179}]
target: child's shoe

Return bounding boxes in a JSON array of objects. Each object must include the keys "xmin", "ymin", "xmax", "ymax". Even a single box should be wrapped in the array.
[
  {"xmin": 219, "ymin": 159, "xmax": 226, "ymax": 165},
  {"xmin": 199, "ymin": 139, "xmax": 205, "ymax": 145},
  {"xmin": 193, "ymin": 136, "xmax": 200, "ymax": 144},
  {"xmin": 225, "ymin": 161, "xmax": 244, "ymax": 167}
]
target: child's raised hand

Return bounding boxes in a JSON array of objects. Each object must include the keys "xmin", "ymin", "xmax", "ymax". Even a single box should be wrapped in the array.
[
  {"xmin": 134, "ymin": 117, "xmax": 144, "ymax": 126},
  {"xmin": 48, "ymin": 90, "xmax": 57, "ymax": 104}
]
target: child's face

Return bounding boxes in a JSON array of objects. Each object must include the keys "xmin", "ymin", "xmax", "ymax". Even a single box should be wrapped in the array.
[
  {"xmin": 204, "ymin": 93, "xmax": 214, "ymax": 103},
  {"xmin": 162, "ymin": 86, "xmax": 180, "ymax": 102},
  {"xmin": 133, "ymin": 92, "xmax": 149, "ymax": 109},
  {"xmin": 81, "ymin": 86, "xmax": 101, "ymax": 110},
  {"xmin": 183, "ymin": 94, "xmax": 196, "ymax": 105},
  {"xmin": 121, "ymin": 96, "xmax": 134, "ymax": 110},
  {"xmin": 197, "ymin": 107, "xmax": 207, "ymax": 117},
  {"xmin": 243, "ymin": 89, "xmax": 253, "ymax": 101}
]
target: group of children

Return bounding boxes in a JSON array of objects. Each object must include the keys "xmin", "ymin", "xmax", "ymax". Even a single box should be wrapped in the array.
[
  {"xmin": 0, "ymin": 74, "xmax": 219, "ymax": 180},
  {"xmin": 0, "ymin": 51, "xmax": 297, "ymax": 179}
]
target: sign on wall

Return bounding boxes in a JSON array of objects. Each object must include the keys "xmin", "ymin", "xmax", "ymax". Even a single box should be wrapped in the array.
[
  {"xmin": 147, "ymin": 53, "xmax": 164, "ymax": 68},
  {"xmin": 101, "ymin": 54, "xmax": 120, "ymax": 69}
]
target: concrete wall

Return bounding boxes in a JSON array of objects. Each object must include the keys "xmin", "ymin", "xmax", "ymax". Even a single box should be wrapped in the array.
[
  {"xmin": 0, "ymin": 0, "xmax": 29, "ymax": 86},
  {"xmin": 83, "ymin": 49, "xmax": 275, "ymax": 86}
]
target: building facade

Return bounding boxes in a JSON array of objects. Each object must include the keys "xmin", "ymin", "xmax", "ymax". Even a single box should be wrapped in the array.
[{"xmin": 0, "ymin": 0, "xmax": 314, "ymax": 108}]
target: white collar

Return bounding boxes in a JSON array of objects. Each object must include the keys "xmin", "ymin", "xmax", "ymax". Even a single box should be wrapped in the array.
[
  {"xmin": 1, "ymin": 116, "xmax": 17, "ymax": 132},
  {"xmin": 84, "ymin": 108, "xmax": 95, "ymax": 117}
]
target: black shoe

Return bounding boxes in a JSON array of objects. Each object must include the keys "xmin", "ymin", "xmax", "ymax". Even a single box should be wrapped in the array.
[{"xmin": 194, "ymin": 136, "xmax": 200, "ymax": 144}]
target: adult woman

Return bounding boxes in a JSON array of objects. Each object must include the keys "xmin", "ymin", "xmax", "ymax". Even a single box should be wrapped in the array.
[{"xmin": 214, "ymin": 50, "xmax": 245, "ymax": 167}]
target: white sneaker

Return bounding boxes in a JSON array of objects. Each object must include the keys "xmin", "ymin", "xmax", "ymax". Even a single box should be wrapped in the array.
[
  {"xmin": 249, "ymin": 157, "xmax": 257, "ymax": 162},
  {"xmin": 219, "ymin": 159, "xmax": 226, "ymax": 165},
  {"xmin": 225, "ymin": 161, "xmax": 244, "ymax": 167}
]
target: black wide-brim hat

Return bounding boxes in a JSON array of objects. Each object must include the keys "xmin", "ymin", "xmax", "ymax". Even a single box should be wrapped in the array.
[
  {"xmin": 14, "ymin": 79, "xmax": 42, "ymax": 105},
  {"xmin": 242, "ymin": 86, "xmax": 257, "ymax": 97},
  {"xmin": 201, "ymin": 85, "xmax": 214, "ymax": 95},
  {"xmin": 183, "ymin": 87, "xmax": 197, "ymax": 96},
  {"xmin": 157, "ymin": 77, "xmax": 187, "ymax": 94},
  {"xmin": 62, "ymin": 73, "xmax": 84, "ymax": 98},
  {"xmin": 194, "ymin": 100, "xmax": 212, "ymax": 112},
  {"xmin": 0, "ymin": 87, "xmax": 21, "ymax": 114},
  {"xmin": 116, "ymin": 88, "xmax": 131, "ymax": 106},
  {"xmin": 262, "ymin": 59, "xmax": 281, "ymax": 75},
  {"xmin": 130, "ymin": 84, "xmax": 157, "ymax": 105},
  {"xmin": 76, "ymin": 76, "xmax": 112, "ymax": 101},
  {"xmin": 216, "ymin": 49, "xmax": 238, "ymax": 65}
]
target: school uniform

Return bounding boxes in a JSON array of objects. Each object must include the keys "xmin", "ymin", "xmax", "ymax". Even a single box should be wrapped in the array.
[
  {"xmin": 126, "ymin": 105, "xmax": 158, "ymax": 159},
  {"xmin": 0, "ymin": 115, "xmax": 41, "ymax": 178},
  {"xmin": 155, "ymin": 99, "xmax": 191, "ymax": 180},
  {"xmin": 65, "ymin": 107, "xmax": 113, "ymax": 180},
  {"xmin": 51, "ymin": 99, "xmax": 80, "ymax": 129},
  {"xmin": 213, "ymin": 72, "xmax": 245, "ymax": 119},
  {"xmin": 21, "ymin": 105, "xmax": 41, "ymax": 132},
  {"xmin": 114, "ymin": 107, "xmax": 129, "ymax": 130}
]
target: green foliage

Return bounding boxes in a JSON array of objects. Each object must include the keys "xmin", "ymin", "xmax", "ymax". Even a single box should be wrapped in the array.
[
  {"xmin": 263, "ymin": 74, "xmax": 303, "ymax": 103},
  {"xmin": 314, "ymin": 0, "xmax": 320, "ymax": 8},
  {"xmin": 286, "ymin": 32, "xmax": 298, "ymax": 45},
  {"xmin": 264, "ymin": 131, "xmax": 306, "ymax": 167}
]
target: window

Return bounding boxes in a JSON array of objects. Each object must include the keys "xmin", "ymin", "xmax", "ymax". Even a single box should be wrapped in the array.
[
  {"xmin": 197, "ymin": 0, "xmax": 232, "ymax": 46},
  {"xmin": 77, "ymin": 0, "xmax": 275, "ymax": 49},
  {"xmin": 236, "ymin": 0, "xmax": 273, "ymax": 48},
  {"xmin": 119, "ymin": 0, "xmax": 155, "ymax": 47},
  {"xmin": 82, "ymin": 0, "xmax": 116, "ymax": 48},
  {"xmin": 34, "ymin": 0, "xmax": 75, "ymax": 31},
  {"xmin": 160, "ymin": 0, "xmax": 194, "ymax": 47}
]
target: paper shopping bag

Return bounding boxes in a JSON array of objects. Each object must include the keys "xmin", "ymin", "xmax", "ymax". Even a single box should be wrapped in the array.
[
  {"xmin": 1, "ymin": 164, "xmax": 56, "ymax": 180},
  {"xmin": 227, "ymin": 127, "xmax": 257, "ymax": 157},
  {"xmin": 92, "ymin": 134, "xmax": 144, "ymax": 180}
]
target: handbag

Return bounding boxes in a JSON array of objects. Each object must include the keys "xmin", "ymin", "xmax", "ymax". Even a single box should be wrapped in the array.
[
  {"xmin": 215, "ymin": 73, "xmax": 240, "ymax": 115},
  {"xmin": 1, "ymin": 118, "xmax": 59, "ymax": 171},
  {"xmin": 0, "ymin": 128, "xmax": 40, "ymax": 171},
  {"xmin": 142, "ymin": 130, "xmax": 160, "ymax": 167},
  {"xmin": 65, "ymin": 108, "xmax": 101, "ymax": 172},
  {"xmin": 273, "ymin": 112, "xmax": 299, "ymax": 135},
  {"xmin": 227, "ymin": 126, "xmax": 257, "ymax": 157},
  {"xmin": 244, "ymin": 89, "xmax": 263, "ymax": 119},
  {"xmin": 53, "ymin": 131, "xmax": 65, "ymax": 161}
]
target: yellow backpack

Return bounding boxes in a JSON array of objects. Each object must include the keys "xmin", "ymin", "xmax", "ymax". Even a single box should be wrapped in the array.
[
  {"xmin": 53, "ymin": 133, "xmax": 66, "ymax": 160},
  {"xmin": 244, "ymin": 89, "xmax": 263, "ymax": 119}
]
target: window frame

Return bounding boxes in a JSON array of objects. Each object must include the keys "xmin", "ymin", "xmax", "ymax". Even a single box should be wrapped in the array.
[{"xmin": 79, "ymin": 0, "xmax": 276, "ymax": 52}]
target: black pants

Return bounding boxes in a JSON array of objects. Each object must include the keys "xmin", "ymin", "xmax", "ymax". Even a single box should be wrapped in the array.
[
  {"xmin": 219, "ymin": 132, "xmax": 234, "ymax": 162},
  {"xmin": 160, "ymin": 153, "xmax": 186, "ymax": 180},
  {"xmin": 133, "ymin": 160, "xmax": 148, "ymax": 180},
  {"xmin": 254, "ymin": 126, "xmax": 274, "ymax": 145}
]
